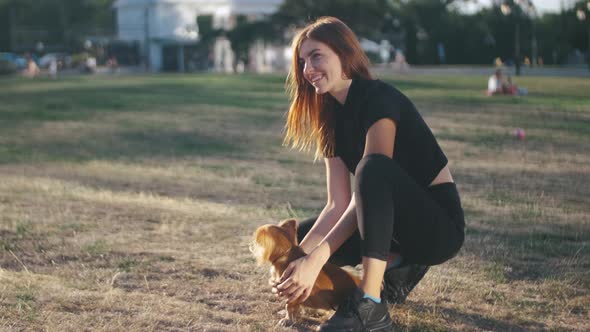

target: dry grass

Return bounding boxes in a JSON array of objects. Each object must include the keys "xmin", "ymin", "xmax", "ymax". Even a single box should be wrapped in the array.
[{"xmin": 0, "ymin": 73, "xmax": 588, "ymax": 331}]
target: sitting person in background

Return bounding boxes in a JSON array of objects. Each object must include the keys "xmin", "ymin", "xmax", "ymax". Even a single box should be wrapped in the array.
[
  {"xmin": 107, "ymin": 56, "xmax": 119, "ymax": 74},
  {"xmin": 487, "ymin": 69, "xmax": 509, "ymax": 96},
  {"xmin": 23, "ymin": 55, "xmax": 40, "ymax": 78},
  {"xmin": 487, "ymin": 69, "xmax": 527, "ymax": 96}
]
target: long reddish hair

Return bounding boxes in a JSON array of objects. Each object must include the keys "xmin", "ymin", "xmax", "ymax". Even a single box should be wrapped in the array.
[{"xmin": 283, "ymin": 16, "xmax": 373, "ymax": 160}]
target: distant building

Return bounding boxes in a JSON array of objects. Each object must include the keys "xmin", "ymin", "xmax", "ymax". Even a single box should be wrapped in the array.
[{"xmin": 113, "ymin": 0, "xmax": 285, "ymax": 72}]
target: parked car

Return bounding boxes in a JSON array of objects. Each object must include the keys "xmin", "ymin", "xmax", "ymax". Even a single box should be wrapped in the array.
[
  {"xmin": 38, "ymin": 53, "xmax": 72, "ymax": 69},
  {"xmin": 0, "ymin": 52, "xmax": 28, "ymax": 69}
]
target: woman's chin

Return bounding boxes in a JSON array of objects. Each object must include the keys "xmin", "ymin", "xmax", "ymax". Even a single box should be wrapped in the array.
[{"xmin": 313, "ymin": 85, "xmax": 329, "ymax": 95}]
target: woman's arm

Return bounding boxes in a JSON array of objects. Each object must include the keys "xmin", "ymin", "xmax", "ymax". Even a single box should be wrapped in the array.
[
  {"xmin": 276, "ymin": 119, "xmax": 399, "ymax": 303},
  {"xmin": 273, "ymin": 157, "xmax": 352, "ymax": 303},
  {"xmin": 275, "ymin": 195, "xmax": 359, "ymax": 304},
  {"xmin": 299, "ymin": 157, "xmax": 351, "ymax": 253},
  {"xmin": 308, "ymin": 118, "xmax": 397, "ymax": 265},
  {"xmin": 307, "ymin": 192, "xmax": 359, "ymax": 266}
]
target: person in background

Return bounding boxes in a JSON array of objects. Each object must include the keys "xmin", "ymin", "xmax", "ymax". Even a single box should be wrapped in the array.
[
  {"xmin": 23, "ymin": 54, "xmax": 40, "ymax": 78},
  {"xmin": 487, "ymin": 68, "xmax": 506, "ymax": 95},
  {"xmin": 49, "ymin": 58, "xmax": 58, "ymax": 79},
  {"xmin": 487, "ymin": 69, "xmax": 527, "ymax": 96},
  {"xmin": 107, "ymin": 56, "xmax": 119, "ymax": 74}
]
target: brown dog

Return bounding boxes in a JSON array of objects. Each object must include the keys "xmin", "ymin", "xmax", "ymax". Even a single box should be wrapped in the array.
[{"xmin": 250, "ymin": 219, "xmax": 360, "ymax": 326}]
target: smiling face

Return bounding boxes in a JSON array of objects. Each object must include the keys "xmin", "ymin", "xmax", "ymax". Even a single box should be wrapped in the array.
[{"xmin": 298, "ymin": 38, "xmax": 351, "ymax": 103}]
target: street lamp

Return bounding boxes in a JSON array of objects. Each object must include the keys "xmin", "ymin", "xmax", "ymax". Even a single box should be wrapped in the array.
[
  {"xmin": 528, "ymin": 4, "xmax": 538, "ymax": 68},
  {"xmin": 501, "ymin": 0, "xmax": 536, "ymax": 75},
  {"xmin": 577, "ymin": 1, "xmax": 590, "ymax": 70},
  {"xmin": 36, "ymin": 41, "xmax": 44, "ymax": 54}
]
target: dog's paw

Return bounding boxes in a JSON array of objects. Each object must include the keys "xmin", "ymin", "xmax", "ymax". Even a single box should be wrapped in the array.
[{"xmin": 277, "ymin": 318, "xmax": 294, "ymax": 327}]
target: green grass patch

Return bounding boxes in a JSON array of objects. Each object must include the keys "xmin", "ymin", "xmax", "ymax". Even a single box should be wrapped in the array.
[
  {"xmin": 117, "ymin": 258, "xmax": 139, "ymax": 272},
  {"xmin": 82, "ymin": 240, "xmax": 110, "ymax": 256}
]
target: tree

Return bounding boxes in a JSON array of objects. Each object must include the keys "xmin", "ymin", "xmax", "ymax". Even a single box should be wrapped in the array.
[
  {"xmin": 0, "ymin": 0, "xmax": 115, "ymax": 52},
  {"xmin": 391, "ymin": 0, "xmax": 478, "ymax": 64},
  {"xmin": 271, "ymin": 0, "xmax": 388, "ymax": 40}
]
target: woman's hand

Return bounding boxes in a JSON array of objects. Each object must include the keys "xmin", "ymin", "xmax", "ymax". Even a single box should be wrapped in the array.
[
  {"xmin": 274, "ymin": 255, "xmax": 324, "ymax": 304},
  {"xmin": 269, "ymin": 274, "xmax": 282, "ymax": 297}
]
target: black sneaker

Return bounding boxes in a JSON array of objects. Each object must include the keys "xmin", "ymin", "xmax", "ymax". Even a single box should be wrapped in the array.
[
  {"xmin": 319, "ymin": 287, "xmax": 393, "ymax": 332},
  {"xmin": 382, "ymin": 264, "xmax": 429, "ymax": 305}
]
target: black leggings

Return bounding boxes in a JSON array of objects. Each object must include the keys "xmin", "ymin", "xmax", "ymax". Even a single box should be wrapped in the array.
[{"xmin": 297, "ymin": 153, "xmax": 465, "ymax": 267}]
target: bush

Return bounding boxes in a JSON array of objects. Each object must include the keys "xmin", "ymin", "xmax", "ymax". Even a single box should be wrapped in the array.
[
  {"xmin": 70, "ymin": 52, "xmax": 89, "ymax": 68},
  {"xmin": 0, "ymin": 59, "xmax": 17, "ymax": 76}
]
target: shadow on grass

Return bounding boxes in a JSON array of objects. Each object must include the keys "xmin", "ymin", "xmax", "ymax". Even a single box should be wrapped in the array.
[
  {"xmin": 381, "ymin": 78, "xmax": 460, "ymax": 91},
  {"xmin": 0, "ymin": 127, "xmax": 252, "ymax": 164},
  {"xmin": 0, "ymin": 75, "xmax": 289, "ymax": 164},
  {"xmin": 507, "ymin": 112, "xmax": 590, "ymax": 138},
  {"xmin": 402, "ymin": 302, "xmax": 547, "ymax": 332},
  {"xmin": 0, "ymin": 83, "xmax": 285, "ymax": 125},
  {"xmin": 465, "ymin": 224, "xmax": 590, "ymax": 285},
  {"xmin": 454, "ymin": 159, "xmax": 590, "ymax": 286},
  {"xmin": 438, "ymin": 127, "xmax": 586, "ymax": 156}
]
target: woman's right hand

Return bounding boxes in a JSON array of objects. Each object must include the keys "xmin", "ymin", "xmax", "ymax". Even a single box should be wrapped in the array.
[
  {"xmin": 269, "ymin": 275, "xmax": 281, "ymax": 297},
  {"xmin": 276, "ymin": 255, "xmax": 326, "ymax": 304}
]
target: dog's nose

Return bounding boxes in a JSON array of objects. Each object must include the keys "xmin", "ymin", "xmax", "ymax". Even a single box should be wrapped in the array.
[{"xmin": 248, "ymin": 241, "xmax": 257, "ymax": 253}]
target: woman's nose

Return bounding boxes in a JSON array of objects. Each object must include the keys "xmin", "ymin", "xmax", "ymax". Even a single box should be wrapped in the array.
[{"xmin": 303, "ymin": 61, "xmax": 313, "ymax": 75}]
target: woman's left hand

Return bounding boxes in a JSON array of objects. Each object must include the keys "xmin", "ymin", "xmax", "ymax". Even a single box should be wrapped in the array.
[{"xmin": 275, "ymin": 255, "xmax": 323, "ymax": 304}]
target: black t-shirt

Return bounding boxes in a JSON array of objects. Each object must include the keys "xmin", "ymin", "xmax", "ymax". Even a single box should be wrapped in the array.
[{"xmin": 331, "ymin": 77, "xmax": 448, "ymax": 188}]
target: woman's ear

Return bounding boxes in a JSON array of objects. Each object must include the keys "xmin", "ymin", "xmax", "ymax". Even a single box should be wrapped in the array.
[{"xmin": 341, "ymin": 64, "xmax": 350, "ymax": 80}]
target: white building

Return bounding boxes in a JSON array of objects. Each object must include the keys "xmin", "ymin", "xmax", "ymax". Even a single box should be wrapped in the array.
[{"xmin": 113, "ymin": 0, "xmax": 286, "ymax": 72}]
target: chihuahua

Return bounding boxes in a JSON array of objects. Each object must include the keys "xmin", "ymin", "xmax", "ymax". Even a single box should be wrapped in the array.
[{"xmin": 250, "ymin": 219, "xmax": 360, "ymax": 326}]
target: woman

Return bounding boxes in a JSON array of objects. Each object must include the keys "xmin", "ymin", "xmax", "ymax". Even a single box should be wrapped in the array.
[{"xmin": 273, "ymin": 17, "xmax": 465, "ymax": 331}]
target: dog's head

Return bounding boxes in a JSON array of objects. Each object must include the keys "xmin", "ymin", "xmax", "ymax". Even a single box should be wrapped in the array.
[{"xmin": 249, "ymin": 219, "xmax": 298, "ymax": 266}]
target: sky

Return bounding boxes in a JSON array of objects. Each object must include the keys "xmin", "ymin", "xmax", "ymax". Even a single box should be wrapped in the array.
[{"xmin": 462, "ymin": 0, "xmax": 565, "ymax": 14}]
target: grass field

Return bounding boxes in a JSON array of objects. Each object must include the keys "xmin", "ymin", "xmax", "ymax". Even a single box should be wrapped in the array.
[{"xmin": 0, "ymin": 72, "xmax": 588, "ymax": 331}]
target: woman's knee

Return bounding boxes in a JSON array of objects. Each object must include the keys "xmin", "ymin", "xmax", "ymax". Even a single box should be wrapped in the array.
[
  {"xmin": 423, "ymin": 226, "xmax": 465, "ymax": 266},
  {"xmin": 355, "ymin": 153, "xmax": 398, "ymax": 190}
]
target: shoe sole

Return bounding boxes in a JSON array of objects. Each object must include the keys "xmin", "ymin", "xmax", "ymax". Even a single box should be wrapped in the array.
[
  {"xmin": 366, "ymin": 323, "xmax": 393, "ymax": 332},
  {"xmin": 319, "ymin": 321, "xmax": 392, "ymax": 332},
  {"xmin": 365, "ymin": 317, "xmax": 393, "ymax": 332}
]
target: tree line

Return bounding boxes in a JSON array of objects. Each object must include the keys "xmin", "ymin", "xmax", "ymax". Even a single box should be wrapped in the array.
[{"xmin": 0, "ymin": 0, "xmax": 588, "ymax": 65}]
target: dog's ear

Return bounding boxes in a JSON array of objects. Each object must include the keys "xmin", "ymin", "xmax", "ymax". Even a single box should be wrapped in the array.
[
  {"xmin": 278, "ymin": 219, "xmax": 298, "ymax": 245},
  {"xmin": 251, "ymin": 226, "xmax": 275, "ymax": 265}
]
